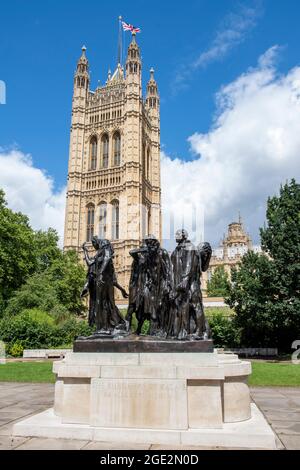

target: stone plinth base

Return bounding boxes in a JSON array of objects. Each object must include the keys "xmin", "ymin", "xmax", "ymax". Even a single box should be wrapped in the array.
[
  {"xmin": 73, "ymin": 336, "xmax": 214, "ymax": 353},
  {"xmin": 13, "ymin": 351, "xmax": 277, "ymax": 449},
  {"xmin": 12, "ymin": 404, "xmax": 277, "ymax": 449}
]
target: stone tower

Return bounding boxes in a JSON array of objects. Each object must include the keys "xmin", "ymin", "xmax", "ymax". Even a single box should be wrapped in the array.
[{"xmin": 63, "ymin": 32, "xmax": 161, "ymax": 295}]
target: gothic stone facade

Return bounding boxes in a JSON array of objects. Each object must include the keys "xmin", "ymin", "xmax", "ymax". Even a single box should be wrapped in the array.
[{"xmin": 63, "ymin": 32, "xmax": 161, "ymax": 296}]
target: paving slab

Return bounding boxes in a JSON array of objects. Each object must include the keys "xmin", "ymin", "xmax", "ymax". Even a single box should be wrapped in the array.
[
  {"xmin": 268, "ymin": 421, "xmax": 300, "ymax": 435},
  {"xmin": 251, "ymin": 398, "xmax": 299, "ymax": 412},
  {"xmin": 261, "ymin": 411, "xmax": 300, "ymax": 422},
  {"xmin": 0, "ymin": 435, "xmax": 30, "ymax": 450},
  {"xmin": 251, "ymin": 387, "xmax": 300, "ymax": 449},
  {"xmin": 16, "ymin": 437, "xmax": 89, "ymax": 450},
  {"xmin": 279, "ymin": 435, "xmax": 300, "ymax": 450}
]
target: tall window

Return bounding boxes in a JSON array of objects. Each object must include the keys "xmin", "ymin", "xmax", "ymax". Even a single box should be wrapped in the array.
[
  {"xmin": 147, "ymin": 148, "xmax": 151, "ymax": 180},
  {"xmin": 86, "ymin": 205, "xmax": 95, "ymax": 242},
  {"xmin": 141, "ymin": 204, "xmax": 147, "ymax": 238},
  {"xmin": 101, "ymin": 134, "xmax": 109, "ymax": 168},
  {"xmin": 90, "ymin": 136, "xmax": 97, "ymax": 170},
  {"xmin": 111, "ymin": 200, "xmax": 119, "ymax": 240},
  {"xmin": 142, "ymin": 143, "xmax": 146, "ymax": 177},
  {"xmin": 148, "ymin": 208, "xmax": 151, "ymax": 234},
  {"xmin": 99, "ymin": 202, "xmax": 107, "ymax": 239},
  {"xmin": 113, "ymin": 132, "xmax": 121, "ymax": 166}
]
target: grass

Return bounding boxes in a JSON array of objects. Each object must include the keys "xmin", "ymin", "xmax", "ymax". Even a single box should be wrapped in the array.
[
  {"xmin": 205, "ymin": 306, "xmax": 233, "ymax": 318},
  {"xmin": 0, "ymin": 359, "xmax": 299, "ymax": 387},
  {"xmin": 249, "ymin": 361, "xmax": 300, "ymax": 387},
  {"xmin": 0, "ymin": 361, "xmax": 55, "ymax": 383}
]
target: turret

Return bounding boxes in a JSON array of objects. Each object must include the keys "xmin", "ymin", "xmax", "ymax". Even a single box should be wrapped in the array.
[
  {"xmin": 74, "ymin": 46, "xmax": 90, "ymax": 98},
  {"xmin": 145, "ymin": 67, "xmax": 159, "ymax": 113},
  {"xmin": 125, "ymin": 32, "xmax": 141, "ymax": 88}
]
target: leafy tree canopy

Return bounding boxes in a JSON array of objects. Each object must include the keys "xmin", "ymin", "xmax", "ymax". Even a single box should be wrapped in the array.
[
  {"xmin": 0, "ymin": 188, "xmax": 86, "ymax": 318},
  {"xmin": 226, "ymin": 180, "xmax": 300, "ymax": 351},
  {"xmin": 207, "ymin": 266, "xmax": 230, "ymax": 297}
]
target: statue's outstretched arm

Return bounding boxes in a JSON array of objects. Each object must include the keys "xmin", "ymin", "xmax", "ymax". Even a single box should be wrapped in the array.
[{"xmin": 82, "ymin": 243, "xmax": 95, "ymax": 267}]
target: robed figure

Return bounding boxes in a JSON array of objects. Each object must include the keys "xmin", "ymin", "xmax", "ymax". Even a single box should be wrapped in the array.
[
  {"xmin": 82, "ymin": 237, "xmax": 128, "ymax": 335},
  {"xmin": 127, "ymin": 235, "xmax": 173, "ymax": 336},
  {"xmin": 125, "ymin": 242, "xmax": 148, "ymax": 333},
  {"xmin": 81, "ymin": 236, "xmax": 99, "ymax": 326},
  {"xmin": 170, "ymin": 229, "xmax": 212, "ymax": 340}
]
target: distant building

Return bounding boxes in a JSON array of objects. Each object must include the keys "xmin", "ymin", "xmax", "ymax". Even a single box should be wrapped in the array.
[{"xmin": 203, "ymin": 215, "xmax": 262, "ymax": 294}]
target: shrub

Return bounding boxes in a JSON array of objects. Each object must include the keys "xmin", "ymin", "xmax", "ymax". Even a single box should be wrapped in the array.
[
  {"xmin": 59, "ymin": 318, "xmax": 93, "ymax": 344},
  {"xmin": 0, "ymin": 310, "xmax": 93, "ymax": 351},
  {"xmin": 9, "ymin": 340, "xmax": 24, "ymax": 357},
  {"xmin": 208, "ymin": 312, "xmax": 240, "ymax": 348},
  {"xmin": 50, "ymin": 304, "xmax": 71, "ymax": 324},
  {"xmin": 22, "ymin": 308, "xmax": 55, "ymax": 325}
]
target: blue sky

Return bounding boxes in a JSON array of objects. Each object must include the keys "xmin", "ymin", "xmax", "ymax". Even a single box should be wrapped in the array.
[{"xmin": 1, "ymin": 0, "xmax": 300, "ymax": 245}]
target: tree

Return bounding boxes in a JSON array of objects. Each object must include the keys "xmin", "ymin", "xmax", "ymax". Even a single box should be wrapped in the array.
[
  {"xmin": 5, "ymin": 250, "xmax": 86, "ymax": 318},
  {"xmin": 226, "ymin": 180, "xmax": 300, "ymax": 351},
  {"xmin": 207, "ymin": 266, "xmax": 230, "ymax": 297},
  {"xmin": 33, "ymin": 228, "xmax": 61, "ymax": 272},
  {"xmin": 0, "ymin": 190, "xmax": 36, "ymax": 310},
  {"xmin": 0, "ymin": 188, "xmax": 86, "ymax": 318},
  {"xmin": 226, "ymin": 252, "xmax": 278, "ymax": 347},
  {"xmin": 47, "ymin": 250, "xmax": 87, "ymax": 316},
  {"xmin": 260, "ymin": 179, "xmax": 300, "ymax": 304}
]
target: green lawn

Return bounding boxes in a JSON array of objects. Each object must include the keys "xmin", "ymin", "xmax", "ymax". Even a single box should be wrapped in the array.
[
  {"xmin": 249, "ymin": 361, "xmax": 300, "ymax": 387},
  {"xmin": 0, "ymin": 361, "xmax": 55, "ymax": 383},
  {"xmin": 205, "ymin": 306, "xmax": 233, "ymax": 318},
  {"xmin": 0, "ymin": 359, "xmax": 299, "ymax": 386}
]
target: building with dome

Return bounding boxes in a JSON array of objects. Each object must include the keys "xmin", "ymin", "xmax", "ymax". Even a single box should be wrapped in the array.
[{"xmin": 203, "ymin": 215, "xmax": 262, "ymax": 293}]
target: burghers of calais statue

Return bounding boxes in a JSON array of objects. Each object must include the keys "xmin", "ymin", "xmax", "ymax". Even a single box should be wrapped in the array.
[
  {"xmin": 81, "ymin": 237, "xmax": 128, "ymax": 336},
  {"xmin": 81, "ymin": 230, "xmax": 211, "ymax": 341},
  {"xmin": 126, "ymin": 230, "xmax": 211, "ymax": 340}
]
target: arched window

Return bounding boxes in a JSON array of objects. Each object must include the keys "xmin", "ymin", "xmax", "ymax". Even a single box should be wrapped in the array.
[
  {"xmin": 101, "ymin": 134, "xmax": 109, "ymax": 168},
  {"xmin": 86, "ymin": 205, "xmax": 95, "ymax": 242},
  {"xmin": 99, "ymin": 202, "xmax": 107, "ymax": 239},
  {"xmin": 113, "ymin": 132, "xmax": 121, "ymax": 166},
  {"xmin": 147, "ymin": 148, "xmax": 151, "ymax": 180},
  {"xmin": 111, "ymin": 200, "xmax": 119, "ymax": 240},
  {"xmin": 90, "ymin": 136, "xmax": 97, "ymax": 170}
]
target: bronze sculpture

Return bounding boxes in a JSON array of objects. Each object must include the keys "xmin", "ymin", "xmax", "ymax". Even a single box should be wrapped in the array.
[
  {"xmin": 170, "ymin": 229, "xmax": 212, "ymax": 340},
  {"xmin": 81, "ymin": 230, "xmax": 211, "ymax": 341},
  {"xmin": 125, "ymin": 242, "xmax": 148, "ymax": 333},
  {"xmin": 81, "ymin": 237, "xmax": 128, "ymax": 336}
]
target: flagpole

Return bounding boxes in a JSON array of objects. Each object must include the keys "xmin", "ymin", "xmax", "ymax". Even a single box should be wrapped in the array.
[{"xmin": 118, "ymin": 15, "xmax": 122, "ymax": 65}]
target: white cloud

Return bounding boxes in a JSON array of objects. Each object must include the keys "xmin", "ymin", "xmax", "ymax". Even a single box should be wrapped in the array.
[
  {"xmin": 0, "ymin": 149, "xmax": 66, "ymax": 245},
  {"xmin": 172, "ymin": 1, "xmax": 263, "ymax": 93},
  {"xmin": 162, "ymin": 46, "xmax": 300, "ymax": 247},
  {"xmin": 194, "ymin": 2, "xmax": 262, "ymax": 69}
]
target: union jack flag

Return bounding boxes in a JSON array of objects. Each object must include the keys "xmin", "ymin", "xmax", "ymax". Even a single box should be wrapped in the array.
[{"xmin": 122, "ymin": 21, "xmax": 141, "ymax": 33}]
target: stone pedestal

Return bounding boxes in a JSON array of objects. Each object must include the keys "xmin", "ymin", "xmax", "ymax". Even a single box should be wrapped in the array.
[{"xmin": 13, "ymin": 350, "xmax": 277, "ymax": 449}]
